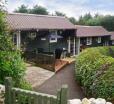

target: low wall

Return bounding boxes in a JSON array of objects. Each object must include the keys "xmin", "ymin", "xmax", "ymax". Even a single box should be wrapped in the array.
[
  {"xmin": 0, "ymin": 84, "xmax": 112, "ymax": 104},
  {"xmin": 68, "ymin": 98, "xmax": 112, "ymax": 104},
  {"xmin": 0, "ymin": 85, "xmax": 5, "ymax": 104}
]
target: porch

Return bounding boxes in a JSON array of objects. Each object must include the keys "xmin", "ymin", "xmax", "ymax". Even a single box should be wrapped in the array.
[
  {"xmin": 14, "ymin": 29, "xmax": 79, "ymax": 71},
  {"xmin": 7, "ymin": 13, "xmax": 80, "ymax": 71}
]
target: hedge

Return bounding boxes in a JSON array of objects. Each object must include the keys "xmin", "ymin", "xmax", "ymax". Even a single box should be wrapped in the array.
[
  {"xmin": 75, "ymin": 46, "xmax": 114, "ymax": 100},
  {"xmin": 0, "ymin": 51, "xmax": 31, "ymax": 90}
]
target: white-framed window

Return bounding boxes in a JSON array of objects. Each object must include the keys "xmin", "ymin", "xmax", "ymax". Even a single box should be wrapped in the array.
[
  {"xmin": 86, "ymin": 37, "xmax": 92, "ymax": 45},
  {"xmin": 41, "ymin": 38, "xmax": 46, "ymax": 41},
  {"xmin": 112, "ymin": 40, "xmax": 114, "ymax": 45},
  {"xmin": 49, "ymin": 30, "xmax": 57, "ymax": 43},
  {"xmin": 97, "ymin": 37, "xmax": 101, "ymax": 43},
  {"xmin": 12, "ymin": 33, "xmax": 17, "ymax": 45},
  {"xmin": 28, "ymin": 32, "xmax": 36, "ymax": 40},
  {"xmin": 50, "ymin": 37, "xmax": 57, "ymax": 43}
]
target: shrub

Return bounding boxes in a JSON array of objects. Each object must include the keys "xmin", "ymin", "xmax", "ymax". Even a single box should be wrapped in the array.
[
  {"xmin": 0, "ymin": 7, "xmax": 31, "ymax": 90},
  {"xmin": 0, "ymin": 51, "xmax": 28, "ymax": 88},
  {"xmin": 75, "ymin": 46, "xmax": 114, "ymax": 100}
]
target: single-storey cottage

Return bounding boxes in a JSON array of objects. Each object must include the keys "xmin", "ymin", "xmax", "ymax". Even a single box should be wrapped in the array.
[
  {"xmin": 6, "ymin": 13, "xmax": 111, "ymax": 56},
  {"xmin": 6, "ymin": 13, "xmax": 111, "ymax": 71},
  {"xmin": 109, "ymin": 32, "xmax": 114, "ymax": 45},
  {"xmin": 75, "ymin": 25, "xmax": 110, "ymax": 52},
  {"xmin": 6, "ymin": 13, "xmax": 78, "ymax": 56}
]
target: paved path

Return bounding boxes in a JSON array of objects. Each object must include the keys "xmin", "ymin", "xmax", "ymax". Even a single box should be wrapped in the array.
[
  {"xmin": 34, "ymin": 63, "xmax": 85, "ymax": 99},
  {"xmin": 25, "ymin": 65, "xmax": 54, "ymax": 88}
]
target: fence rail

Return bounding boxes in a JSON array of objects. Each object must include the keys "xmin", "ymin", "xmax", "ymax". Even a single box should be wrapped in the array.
[
  {"xmin": 5, "ymin": 77, "xmax": 68, "ymax": 104},
  {"xmin": 35, "ymin": 53, "xmax": 55, "ymax": 71}
]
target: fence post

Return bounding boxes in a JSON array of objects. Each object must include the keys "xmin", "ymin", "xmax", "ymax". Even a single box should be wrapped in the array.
[
  {"xmin": 57, "ymin": 89, "xmax": 61, "ymax": 104},
  {"xmin": 4, "ymin": 77, "xmax": 13, "ymax": 104},
  {"xmin": 57, "ymin": 85, "xmax": 68, "ymax": 104}
]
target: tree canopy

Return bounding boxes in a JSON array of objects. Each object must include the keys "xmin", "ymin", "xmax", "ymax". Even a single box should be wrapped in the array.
[
  {"xmin": 30, "ymin": 5, "xmax": 48, "ymax": 15},
  {"xmin": 0, "ymin": 11, "xmax": 13, "ymax": 50},
  {"xmin": 55, "ymin": 11, "xmax": 66, "ymax": 16},
  {"xmin": 76, "ymin": 13, "xmax": 114, "ymax": 31},
  {"xmin": 14, "ymin": 5, "xmax": 114, "ymax": 31},
  {"xmin": 14, "ymin": 4, "xmax": 28, "ymax": 13},
  {"xmin": 14, "ymin": 4, "xmax": 48, "ymax": 15}
]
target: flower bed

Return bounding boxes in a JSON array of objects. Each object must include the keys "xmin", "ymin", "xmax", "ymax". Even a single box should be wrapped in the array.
[{"xmin": 75, "ymin": 46, "xmax": 114, "ymax": 101}]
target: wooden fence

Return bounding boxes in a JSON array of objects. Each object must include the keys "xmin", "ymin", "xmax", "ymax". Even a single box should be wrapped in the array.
[
  {"xmin": 35, "ymin": 53, "xmax": 55, "ymax": 71},
  {"xmin": 5, "ymin": 77, "xmax": 68, "ymax": 104}
]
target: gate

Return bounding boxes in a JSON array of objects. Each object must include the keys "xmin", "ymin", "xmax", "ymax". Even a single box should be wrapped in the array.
[{"xmin": 5, "ymin": 77, "xmax": 68, "ymax": 104}]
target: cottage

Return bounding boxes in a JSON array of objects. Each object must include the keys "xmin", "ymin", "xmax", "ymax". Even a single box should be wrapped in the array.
[
  {"xmin": 6, "ymin": 13, "xmax": 78, "ymax": 71},
  {"xmin": 6, "ymin": 14, "xmax": 111, "ymax": 56},
  {"xmin": 6, "ymin": 13, "xmax": 111, "ymax": 71},
  {"xmin": 6, "ymin": 13, "xmax": 78, "ymax": 56},
  {"xmin": 75, "ymin": 25, "xmax": 110, "ymax": 52},
  {"xmin": 109, "ymin": 32, "xmax": 114, "ymax": 45}
]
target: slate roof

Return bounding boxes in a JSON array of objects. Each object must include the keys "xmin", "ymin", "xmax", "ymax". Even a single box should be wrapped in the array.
[
  {"xmin": 6, "ymin": 13, "xmax": 75, "ymax": 30},
  {"xmin": 109, "ymin": 32, "xmax": 114, "ymax": 40},
  {"xmin": 75, "ymin": 25, "xmax": 110, "ymax": 37}
]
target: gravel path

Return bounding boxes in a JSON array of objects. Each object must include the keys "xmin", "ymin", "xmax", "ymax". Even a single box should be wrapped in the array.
[
  {"xmin": 33, "ymin": 63, "xmax": 85, "ymax": 99},
  {"xmin": 25, "ymin": 65, "xmax": 54, "ymax": 88}
]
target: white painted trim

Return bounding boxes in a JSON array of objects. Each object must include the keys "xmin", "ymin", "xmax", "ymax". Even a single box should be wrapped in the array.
[
  {"xmin": 16, "ymin": 31, "xmax": 21, "ymax": 49},
  {"xmin": 73, "ymin": 37, "xmax": 76, "ymax": 56},
  {"xmin": 68, "ymin": 37, "xmax": 71, "ymax": 53},
  {"xmin": 76, "ymin": 38, "xmax": 80, "ymax": 54},
  {"xmin": 97, "ymin": 37, "xmax": 101, "ymax": 43},
  {"xmin": 87, "ymin": 37, "xmax": 92, "ymax": 45}
]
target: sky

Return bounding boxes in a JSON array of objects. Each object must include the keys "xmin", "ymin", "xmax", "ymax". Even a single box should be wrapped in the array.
[{"xmin": 6, "ymin": 0, "xmax": 114, "ymax": 19}]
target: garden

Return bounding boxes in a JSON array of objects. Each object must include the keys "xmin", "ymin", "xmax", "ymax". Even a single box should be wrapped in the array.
[
  {"xmin": 0, "ymin": 7, "xmax": 31, "ymax": 90},
  {"xmin": 75, "ymin": 46, "xmax": 114, "ymax": 101}
]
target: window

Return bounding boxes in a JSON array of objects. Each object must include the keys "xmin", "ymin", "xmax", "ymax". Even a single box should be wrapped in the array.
[
  {"xmin": 12, "ymin": 33, "xmax": 17, "ymax": 45},
  {"xmin": 112, "ymin": 41, "xmax": 114, "ymax": 45},
  {"xmin": 41, "ymin": 38, "xmax": 46, "ymax": 41},
  {"xmin": 49, "ymin": 30, "xmax": 57, "ymax": 43},
  {"xmin": 104, "ymin": 41, "xmax": 109, "ymax": 46},
  {"xmin": 97, "ymin": 37, "xmax": 101, "ymax": 43},
  {"xmin": 86, "ymin": 37, "xmax": 92, "ymax": 45},
  {"xmin": 28, "ymin": 32, "xmax": 36, "ymax": 40}
]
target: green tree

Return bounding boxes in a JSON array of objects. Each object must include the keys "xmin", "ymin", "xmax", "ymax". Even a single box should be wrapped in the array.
[
  {"xmin": 55, "ymin": 11, "xmax": 66, "ymax": 16},
  {"xmin": 0, "ymin": 11, "xmax": 13, "ymax": 50},
  {"xmin": 100, "ymin": 15, "xmax": 114, "ymax": 31},
  {"xmin": 69, "ymin": 17, "xmax": 77, "ymax": 24},
  {"xmin": 14, "ymin": 4, "xmax": 29, "ymax": 13},
  {"xmin": 29, "ymin": 5, "xmax": 48, "ymax": 15},
  {"xmin": 77, "ymin": 13, "xmax": 92, "ymax": 25},
  {"xmin": 77, "ymin": 13, "xmax": 114, "ymax": 31},
  {"xmin": 0, "ymin": 4, "xmax": 29, "ymax": 89}
]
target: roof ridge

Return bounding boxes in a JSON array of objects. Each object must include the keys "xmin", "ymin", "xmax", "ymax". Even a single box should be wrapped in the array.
[
  {"xmin": 75, "ymin": 25, "xmax": 102, "ymax": 27},
  {"xmin": 8, "ymin": 13, "xmax": 66, "ymax": 19}
]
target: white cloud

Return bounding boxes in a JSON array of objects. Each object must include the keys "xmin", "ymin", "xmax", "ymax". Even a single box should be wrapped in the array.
[{"xmin": 6, "ymin": 0, "xmax": 114, "ymax": 19}]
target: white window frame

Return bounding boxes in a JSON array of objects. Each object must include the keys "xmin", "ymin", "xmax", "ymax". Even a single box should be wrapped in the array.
[
  {"xmin": 112, "ymin": 40, "xmax": 114, "ymax": 45},
  {"xmin": 12, "ymin": 33, "xmax": 17, "ymax": 45},
  {"xmin": 28, "ymin": 32, "xmax": 36, "ymax": 40},
  {"xmin": 49, "ymin": 30, "xmax": 57, "ymax": 43},
  {"xmin": 41, "ymin": 38, "xmax": 46, "ymax": 41},
  {"xmin": 86, "ymin": 37, "xmax": 92, "ymax": 45},
  {"xmin": 97, "ymin": 37, "xmax": 101, "ymax": 43}
]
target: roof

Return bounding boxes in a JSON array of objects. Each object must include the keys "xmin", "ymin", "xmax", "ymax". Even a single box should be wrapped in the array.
[
  {"xmin": 109, "ymin": 32, "xmax": 114, "ymax": 40},
  {"xmin": 6, "ymin": 13, "xmax": 75, "ymax": 30},
  {"xmin": 75, "ymin": 25, "xmax": 110, "ymax": 37}
]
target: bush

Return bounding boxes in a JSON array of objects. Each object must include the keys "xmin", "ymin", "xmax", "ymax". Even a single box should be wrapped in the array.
[
  {"xmin": 0, "ymin": 8, "xmax": 31, "ymax": 90},
  {"xmin": 75, "ymin": 46, "xmax": 114, "ymax": 100},
  {"xmin": 0, "ymin": 51, "xmax": 29, "ymax": 88}
]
